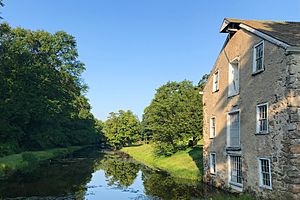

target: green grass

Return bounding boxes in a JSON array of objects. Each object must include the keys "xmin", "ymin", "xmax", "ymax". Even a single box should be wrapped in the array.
[
  {"xmin": 212, "ymin": 194, "xmax": 254, "ymax": 200},
  {"xmin": 121, "ymin": 144, "xmax": 202, "ymax": 181},
  {"xmin": 0, "ymin": 146, "xmax": 83, "ymax": 177}
]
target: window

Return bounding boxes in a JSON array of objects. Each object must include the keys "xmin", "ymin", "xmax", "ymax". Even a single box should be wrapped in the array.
[
  {"xmin": 210, "ymin": 153, "xmax": 216, "ymax": 175},
  {"xmin": 253, "ymin": 41, "xmax": 264, "ymax": 73},
  {"xmin": 228, "ymin": 61, "xmax": 239, "ymax": 97},
  {"xmin": 229, "ymin": 155, "xmax": 242, "ymax": 186},
  {"xmin": 227, "ymin": 111, "xmax": 240, "ymax": 148},
  {"xmin": 213, "ymin": 70, "xmax": 219, "ymax": 92},
  {"xmin": 259, "ymin": 158, "xmax": 272, "ymax": 189},
  {"xmin": 210, "ymin": 117, "xmax": 216, "ymax": 138},
  {"xmin": 256, "ymin": 103, "xmax": 268, "ymax": 134}
]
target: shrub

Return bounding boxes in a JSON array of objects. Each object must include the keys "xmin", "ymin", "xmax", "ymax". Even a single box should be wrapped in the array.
[
  {"xmin": 0, "ymin": 164, "xmax": 13, "ymax": 177},
  {"xmin": 19, "ymin": 152, "xmax": 39, "ymax": 174}
]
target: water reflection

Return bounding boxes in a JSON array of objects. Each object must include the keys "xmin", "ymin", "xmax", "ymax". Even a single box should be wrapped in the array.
[
  {"xmin": 142, "ymin": 168, "xmax": 204, "ymax": 200},
  {"xmin": 0, "ymin": 149, "xmax": 101, "ymax": 199},
  {"xmin": 99, "ymin": 155, "xmax": 139, "ymax": 187},
  {"xmin": 0, "ymin": 148, "xmax": 233, "ymax": 200}
]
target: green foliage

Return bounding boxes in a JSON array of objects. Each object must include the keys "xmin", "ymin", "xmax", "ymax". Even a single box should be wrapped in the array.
[
  {"xmin": 142, "ymin": 80, "xmax": 203, "ymax": 155},
  {"xmin": 0, "ymin": 0, "xmax": 4, "ymax": 19},
  {"xmin": 103, "ymin": 110, "xmax": 141, "ymax": 149},
  {"xmin": 212, "ymin": 194, "xmax": 254, "ymax": 200},
  {"xmin": 0, "ymin": 146, "xmax": 82, "ymax": 178},
  {"xmin": 0, "ymin": 164, "xmax": 12, "ymax": 177},
  {"xmin": 142, "ymin": 168, "xmax": 204, "ymax": 200},
  {"xmin": 0, "ymin": 23, "xmax": 101, "ymax": 155},
  {"xmin": 198, "ymin": 74, "xmax": 209, "ymax": 89},
  {"xmin": 95, "ymin": 119, "xmax": 106, "ymax": 144},
  {"xmin": 19, "ymin": 152, "xmax": 39, "ymax": 174},
  {"xmin": 99, "ymin": 155, "xmax": 139, "ymax": 187}
]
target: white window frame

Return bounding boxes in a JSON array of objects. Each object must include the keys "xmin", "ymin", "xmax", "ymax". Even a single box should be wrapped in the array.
[
  {"xmin": 227, "ymin": 110, "xmax": 240, "ymax": 148},
  {"xmin": 210, "ymin": 117, "xmax": 216, "ymax": 139},
  {"xmin": 256, "ymin": 103, "xmax": 269, "ymax": 134},
  {"xmin": 228, "ymin": 155, "xmax": 243, "ymax": 189},
  {"xmin": 210, "ymin": 153, "xmax": 217, "ymax": 175},
  {"xmin": 228, "ymin": 59, "xmax": 239, "ymax": 97},
  {"xmin": 258, "ymin": 158, "xmax": 272, "ymax": 190},
  {"xmin": 212, "ymin": 70, "xmax": 219, "ymax": 92},
  {"xmin": 253, "ymin": 41, "xmax": 265, "ymax": 74}
]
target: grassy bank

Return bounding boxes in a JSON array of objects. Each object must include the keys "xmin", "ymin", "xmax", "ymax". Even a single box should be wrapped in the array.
[
  {"xmin": 0, "ymin": 146, "xmax": 84, "ymax": 178},
  {"xmin": 121, "ymin": 144, "xmax": 202, "ymax": 181}
]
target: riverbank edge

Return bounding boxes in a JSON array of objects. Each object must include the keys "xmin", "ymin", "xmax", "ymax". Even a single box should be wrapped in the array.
[
  {"xmin": 0, "ymin": 145, "xmax": 88, "ymax": 178},
  {"xmin": 121, "ymin": 145, "xmax": 255, "ymax": 200},
  {"xmin": 120, "ymin": 144, "xmax": 202, "ymax": 182}
]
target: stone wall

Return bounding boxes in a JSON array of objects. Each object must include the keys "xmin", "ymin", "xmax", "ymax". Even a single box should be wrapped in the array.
[
  {"xmin": 203, "ymin": 28, "xmax": 298, "ymax": 199},
  {"xmin": 284, "ymin": 52, "xmax": 300, "ymax": 199}
]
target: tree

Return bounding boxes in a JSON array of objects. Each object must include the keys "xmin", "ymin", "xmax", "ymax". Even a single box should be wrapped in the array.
[
  {"xmin": 103, "ymin": 110, "xmax": 141, "ymax": 149},
  {"xmin": 95, "ymin": 119, "xmax": 106, "ymax": 146},
  {"xmin": 198, "ymin": 74, "xmax": 209, "ymax": 90},
  {"xmin": 142, "ymin": 80, "xmax": 202, "ymax": 156},
  {"xmin": 0, "ymin": 23, "xmax": 100, "ymax": 155},
  {"xmin": 142, "ymin": 168, "xmax": 204, "ymax": 199},
  {"xmin": 0, "ymin": 0, "xmax": 4, "ymax": 19},
  {"xmin": 99, "ymin": 155, "xmax": 139, "ymax": 187}
]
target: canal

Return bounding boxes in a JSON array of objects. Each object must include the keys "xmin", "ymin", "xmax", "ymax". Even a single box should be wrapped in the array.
[{"xmin": 0, "ymin": 147, "xmax": 237, "ymax": 200}]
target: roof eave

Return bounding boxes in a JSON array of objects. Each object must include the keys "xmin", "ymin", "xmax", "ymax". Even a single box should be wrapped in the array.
[
  {"xmin": 220, "ymin": 18, "xmax": 291, "ymax": 49},
  {"xmin": 286, "ymin": 46, "xmax": 300, "ymax": 54},
  {"xmin": 239, "ymin": 24, "xmax": 290, "ymax": 49},
  {"xmin": 220, "ymin": 18, "xmax": 231, "ymax": 33},
  {"xmin": 220, "ymin": 18, "xmax": 241, "ymax": 33}
]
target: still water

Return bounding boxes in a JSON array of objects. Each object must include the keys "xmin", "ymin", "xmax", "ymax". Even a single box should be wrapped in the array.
[{"xmin": 0, "ymin": 148, "xmax": 235, "ymax": 200}]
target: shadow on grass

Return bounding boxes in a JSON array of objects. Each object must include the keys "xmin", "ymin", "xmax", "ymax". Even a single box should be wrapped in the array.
[
  {"xmin": 125, "ymin": 143, "xmax": 143, "ymax": 148},
  {"xmin": 188, "ymin": 145, "xmax": 203, "ymax": 177}
]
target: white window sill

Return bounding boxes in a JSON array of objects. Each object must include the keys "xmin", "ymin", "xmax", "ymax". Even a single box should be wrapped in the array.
[
  {"xmin": 259, "ymin": 185, "xmax": 272, "ymax": 190},
  {"xmin": 255, "ymin": 131, "xmax": 269, "ymax": 135},
  {"xmin": 228, "ymin": 93, "xmax": 239, "ymax": 98},
  {"xmin": 229, "ymin": 182, "xmax": 243, "ymax": 192},
  {"xmin": 226, "ymin": 146, "xmax": 241, "ymax": 151},
  {"xmin": 252, "ymin": 69, "xmax": 265, "ymax": 76}
]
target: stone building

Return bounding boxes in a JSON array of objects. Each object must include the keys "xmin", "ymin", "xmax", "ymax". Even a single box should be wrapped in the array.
[{"xmin": 202, "ymin": 18, "xmax": 300, "ymax": 199}]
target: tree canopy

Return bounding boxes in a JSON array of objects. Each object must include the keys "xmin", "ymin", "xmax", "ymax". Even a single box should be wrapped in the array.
[
  {"xmin": 0, "ymin": 0, "xmax": 4, "ymax": 19},
  {"xmin": 103, "ymin": 110, "xmax": 141, "ymax": 149},
  {"xmin": 142, "ymin": 80, "xmax": 202, "ymax": 155},
  {"xmin": 0, "ymin": 23, "xmax": 100, "ymax": 156}
]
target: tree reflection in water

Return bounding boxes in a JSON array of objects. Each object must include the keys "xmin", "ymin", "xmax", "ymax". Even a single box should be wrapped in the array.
[
  {"xmin": 142, "ymin": 167, "xmax": 204, "ymax": 200},
  {"xmin": 97, "ymin": 153, "xmax": 206, "ymax": 200},
  {"xmin": 0, "ymin": 149, "xmax": 235, "ymax": 200},
  {"xmin": 97, "ymin": 154, "xmax": 140, "ymax": 188}
]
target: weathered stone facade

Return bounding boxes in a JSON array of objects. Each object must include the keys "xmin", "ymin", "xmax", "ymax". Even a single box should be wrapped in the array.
[{"xmin": 203, "ymin": 19, "xmax": 300, "ymax": 199}]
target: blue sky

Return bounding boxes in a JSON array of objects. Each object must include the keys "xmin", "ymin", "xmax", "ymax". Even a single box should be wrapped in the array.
[{"xmin": 3, "ymin": 0, "xmax": 300, "ymax": 120}]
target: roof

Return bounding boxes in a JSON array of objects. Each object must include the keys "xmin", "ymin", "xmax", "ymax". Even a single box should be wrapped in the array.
[{"xmin": 220, "ymin": 18, "xmax": 300, "ymax": 47}]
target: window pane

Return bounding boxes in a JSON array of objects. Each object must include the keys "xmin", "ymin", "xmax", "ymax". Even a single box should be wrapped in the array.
[
  {"xmin": 228, "ymin": 63, "xmax": 239, "ymax": 96},
  {"xmin": 210, "ymin": 118, "xmax": 216, "ymax": 138},
  {"xmin": 213, "ymin": 71, "xmax": 219, "ymax": 92},
  {"xmin": 229, "ymin": 112, "xmax": 240, "ymax": 147},
  {"xmin": 230, "ymin": 156, "xmax": 242, "ymax": 184},
  {"xmin": 210, "ymin": 154, "xmax": 216, "ymax": 174},
  {"xmin": 260, "ymin": 159, "xmax": 271, "ymax": 187},
  {"xmin": 255, "ymin": 43, "xmax": 264, "ymax": 71},
  {"xmin": 257, "ymin": 104, "xmax": 268, "ymax": 133}
]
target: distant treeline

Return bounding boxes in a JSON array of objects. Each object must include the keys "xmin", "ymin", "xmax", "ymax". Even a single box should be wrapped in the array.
[
  {"xmin": 103, "ymin": 77, "xmax": 208, "ymax": 156},
  {"xmin": 0, "ymin": 24, "xmax": 103, "ymax": 156}
]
